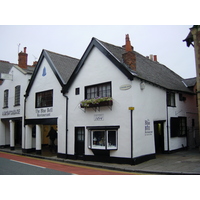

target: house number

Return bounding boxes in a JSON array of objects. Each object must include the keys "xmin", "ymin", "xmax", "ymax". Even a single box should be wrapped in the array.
[{"xmin": 94, "ymin": 114, "xmax": 104, "ymax": 121}]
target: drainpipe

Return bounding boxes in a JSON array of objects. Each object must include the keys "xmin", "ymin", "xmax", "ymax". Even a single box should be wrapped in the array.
[
  {"xmin": 23, "ymin": 95, "xmax": 27, "ymax": 151},
  {"xmin": 63, "ymin": 94, "xmax": 68, "ymax": 158},
  {"xmin": 129, "ymin": 107, "xmax": 134, "ymax": 165},
  {"xmin": 166, "ymin": 102, "xmax": 170, "ymax": 152}
]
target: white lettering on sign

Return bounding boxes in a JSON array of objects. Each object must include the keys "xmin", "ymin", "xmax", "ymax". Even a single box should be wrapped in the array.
[
  {"xmin": 120, "ymin": 84, "xmax": 132, "ymax": 91},
  {"xmin": 94, "ymin": 114, "xmax": 104, "ymax": 121},
  {"xmin": 36, "ymin": 107, "xmax": 53, "ymax": 117},
  {"xmin": 2, "ymin": 109, "xmax": 20, "ymax": 116}
]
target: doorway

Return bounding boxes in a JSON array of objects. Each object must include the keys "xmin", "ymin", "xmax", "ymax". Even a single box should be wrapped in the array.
[
  {"xmin": 154, "ymin": 121, "xmax": 164, "ymax": 154},
  {"xmin": 14, "ymin": 120, "xmax": 22, "ymax": 147},
  {"xmin": 75, "ymin": 127, "xmax": 85, "ymax": 158}
]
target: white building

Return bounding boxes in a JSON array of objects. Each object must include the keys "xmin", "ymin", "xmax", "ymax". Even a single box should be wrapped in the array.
[
  {"xmin": 5, "ymin": 36, "xmax": 197, "ymax": 165},
  {"xmin": 61, "ymin": 35, "xmax": 198, "ymax": 164},
  {"xmin": 0, "ymin": 48, "xmax": 35, "ymax": 150},
  {"xmin": 23, "ymin": 49, "xmax": 79, "ymax": 155}
]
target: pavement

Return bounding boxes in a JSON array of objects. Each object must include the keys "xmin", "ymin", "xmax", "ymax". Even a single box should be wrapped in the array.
[{"xmin": 1, "ymin": 147, "xmax": 200, "ymax": 175}]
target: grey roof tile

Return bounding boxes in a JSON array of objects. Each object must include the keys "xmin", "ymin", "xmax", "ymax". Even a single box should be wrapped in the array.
[
  {"xmin": 97, "ymin": 39, "xmax": 193, "ymax": 93},
  {"xmin": 45, "ymin": 50, "xmax": 79, "ymax": 84}
]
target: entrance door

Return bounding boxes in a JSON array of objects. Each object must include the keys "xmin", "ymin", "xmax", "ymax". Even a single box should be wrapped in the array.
[
  {"xmin": 75, "ymin": 127, "xmax": 85, "ymax": 158},
  {"xmin": 14, "ymin": 120, "xmax": 22, "ymax": 147},
  {"xmin": 154, "ymin": 121, "xmax": 164, "ymax": 153}
]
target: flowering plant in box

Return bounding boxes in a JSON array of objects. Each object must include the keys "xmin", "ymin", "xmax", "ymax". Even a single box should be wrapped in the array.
[{"xmin": 80, "ymin": 97, "xmax": 113, "ymax": 108}]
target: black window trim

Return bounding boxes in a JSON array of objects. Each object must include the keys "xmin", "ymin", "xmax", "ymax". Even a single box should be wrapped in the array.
[
  {"xmin": 35, "ymin": 89, "xmax": 53, "ymax": 108},
  {"xmin": 14, "ymin": 85, "xmax": 21, "ymax": 106},
  {"xmin": 84, "ymin": 81, "xmax": 112, "ymax": 99}
]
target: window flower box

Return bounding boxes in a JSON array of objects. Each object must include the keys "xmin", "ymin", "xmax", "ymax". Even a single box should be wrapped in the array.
[{"xmin": 80, "ymin": 97, "xmax": 113, "ymax": 108}]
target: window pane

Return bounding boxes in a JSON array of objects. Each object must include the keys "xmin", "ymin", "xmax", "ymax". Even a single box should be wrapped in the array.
[
  {"xmin": 36, "ymin": 90, "xmax": 53, "ymax": 108},
  {"xmin": 179, "ymin": 117, "xmax": 187, "ymax": 136},
  {"xmin": 107, "ymin": 131, "xmax": 117, "ymax": 149},
  {"xmin": 92, "ymin": 131, "xmax": 106, "ymax": 149},
  {"xmin": 85, "ymin": 82, "xmax": 111, "ymax": 99},
  {"xmin": 4, "ymin": 90, "xmax": 9, "ymax": 107},
  {"xmin": 15, "ymin": 85, "xmax": 20, "ymax": 106},
  {"xmin": 170, "ymin": 117, "xmax": 179, "ymax": 137}
]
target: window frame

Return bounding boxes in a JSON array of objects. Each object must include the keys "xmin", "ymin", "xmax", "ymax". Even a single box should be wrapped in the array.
[
  {"xmin": 14, "ymin": 85, "xmax": 21, "ymax": 106},
  {"xmin": 35, "ymin": 89, "xmax": 53, "ymax": 108},
  {"xmin": 170, "ymin": 117, "xmax": 187, "ymax": 137},
  {"xmin": 85, "ymin": 82, "xmax": 112, "ymax": 100},
  {"xmin": 3, "ymin": 89, "xmax": 9, "ymax": 108},
  {"xmin": 167, "ymin": 91, "xmax": 176, "ymax": 107},
  {"xmin": 87, "ymin": 126, "xmax": 119, "ymax": 150}
]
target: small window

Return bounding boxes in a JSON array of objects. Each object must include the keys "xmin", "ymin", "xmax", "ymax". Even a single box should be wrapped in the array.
[
  {"xmin": 85, "ymin": 82, "xmax": 111, "ymax": 99},
  {"xmin": 35, "ymin": 90, "xmax": 53, "ymax": 108},
  {"xmin": 3, "ymin": 89, "xmax": 9, "ymax": 108},
  {"xmin": 75, "ymin": 88, "xmax": 80, "ymax": 95},
  {"xmin": 14, "ymin": 85, "xmax": 21, "ymax": 106},
  {"xmin": 167, "ymin": 91, "xmax": 176, "ymax": 107},
  {"xmin": 89, "ymin": 128, "xmax": 118, "ymax": 150}
]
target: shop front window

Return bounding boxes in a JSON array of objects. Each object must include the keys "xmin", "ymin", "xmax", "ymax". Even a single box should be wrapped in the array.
[{"xmin": 89, "ymin": 129, "xmax": 118, "ymax": 150}]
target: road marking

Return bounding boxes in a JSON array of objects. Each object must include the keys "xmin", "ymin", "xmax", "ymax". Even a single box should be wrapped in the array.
[{"xmin": 10, "ymin": 159, "xmax": 46, "ymax": 169}]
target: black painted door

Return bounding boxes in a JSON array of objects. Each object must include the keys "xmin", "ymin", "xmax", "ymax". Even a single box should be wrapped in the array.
[
  {"xmin": 75, "ymin": 127, "xmax": 85, "ymax": 158},
  {"xmin": 154, "ymin": 121, "xmax": 164, "ymax": 153}
]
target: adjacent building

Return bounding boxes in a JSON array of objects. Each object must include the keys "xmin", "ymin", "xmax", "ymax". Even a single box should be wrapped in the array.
[{"xmin": 0, "ymin": 48, "xmax": 35, "ymax": 150}]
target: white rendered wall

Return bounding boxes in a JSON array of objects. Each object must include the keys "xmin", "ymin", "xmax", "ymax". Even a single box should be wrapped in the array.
[
  {"xmin": 0, "ymin": 66, "xmax": 31, "ymax": 147},
  {"xmin": 66, "ymin": 47, "xmax": 167, "ymax": 159},
  {"xmin": 25, "ymin": 58, "xmax": 67, "ymax": 154}
]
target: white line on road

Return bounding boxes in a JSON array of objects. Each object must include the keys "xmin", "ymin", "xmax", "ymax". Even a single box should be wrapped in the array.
[{"xmin": 10, "ymin": 159, "xmax": 46, "ymax": 169}]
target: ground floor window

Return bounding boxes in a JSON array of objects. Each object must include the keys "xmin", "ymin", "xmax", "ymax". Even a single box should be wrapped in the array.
[
  {"xmin": 87, "ymin": 127, "xmax": 119, "ymax": 150},
  {"xmin": 170, "ymin": 117, "xmax": 187, "ymax": 137}
]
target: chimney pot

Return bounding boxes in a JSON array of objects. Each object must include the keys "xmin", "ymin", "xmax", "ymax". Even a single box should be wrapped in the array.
[
  {"xmin": 125, "ymin": 34, "xmax": 133, "ymax": 51},
  {"xmin": 154, "ymin": 55, "xmax": 157, "ymax": 62},
  {"xmin": 24, "ymin": 47, "xmax": 27, "ymax": 53}
]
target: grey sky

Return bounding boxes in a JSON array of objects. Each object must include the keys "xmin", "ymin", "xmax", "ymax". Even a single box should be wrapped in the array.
[{"xmin": 0, "ymin": 25, "xmax": 196, "ymax": 79}]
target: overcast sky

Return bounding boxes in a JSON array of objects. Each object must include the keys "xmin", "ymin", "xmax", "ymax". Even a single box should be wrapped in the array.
[{"xmin": 0, "ymin": 25, "xmax": 196, "ymax": 79}]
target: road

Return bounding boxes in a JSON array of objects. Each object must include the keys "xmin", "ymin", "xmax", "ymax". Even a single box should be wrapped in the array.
[{"xmin": 0, "ymin": 152, "xmax": 142, "ymax": 175}]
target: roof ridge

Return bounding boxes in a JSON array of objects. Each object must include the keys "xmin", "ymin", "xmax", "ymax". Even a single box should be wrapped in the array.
[{"xmin": 44, "ymin": 49, "xmax": 79, "ymax": 61}]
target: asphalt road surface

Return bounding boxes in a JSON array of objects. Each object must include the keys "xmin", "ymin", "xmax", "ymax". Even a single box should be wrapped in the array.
[{"xmin": 0, "ymin": 151, "xmax": 140, "ymax": 175}]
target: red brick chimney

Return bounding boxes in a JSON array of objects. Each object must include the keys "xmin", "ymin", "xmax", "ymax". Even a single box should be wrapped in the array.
[
  {"xmin": 18, "ymin": 47, "xmax": 28, "ymax": 69},
  {"xmin": 122, "ymin": 34, "xmax": 136, "ymax": 71}
]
